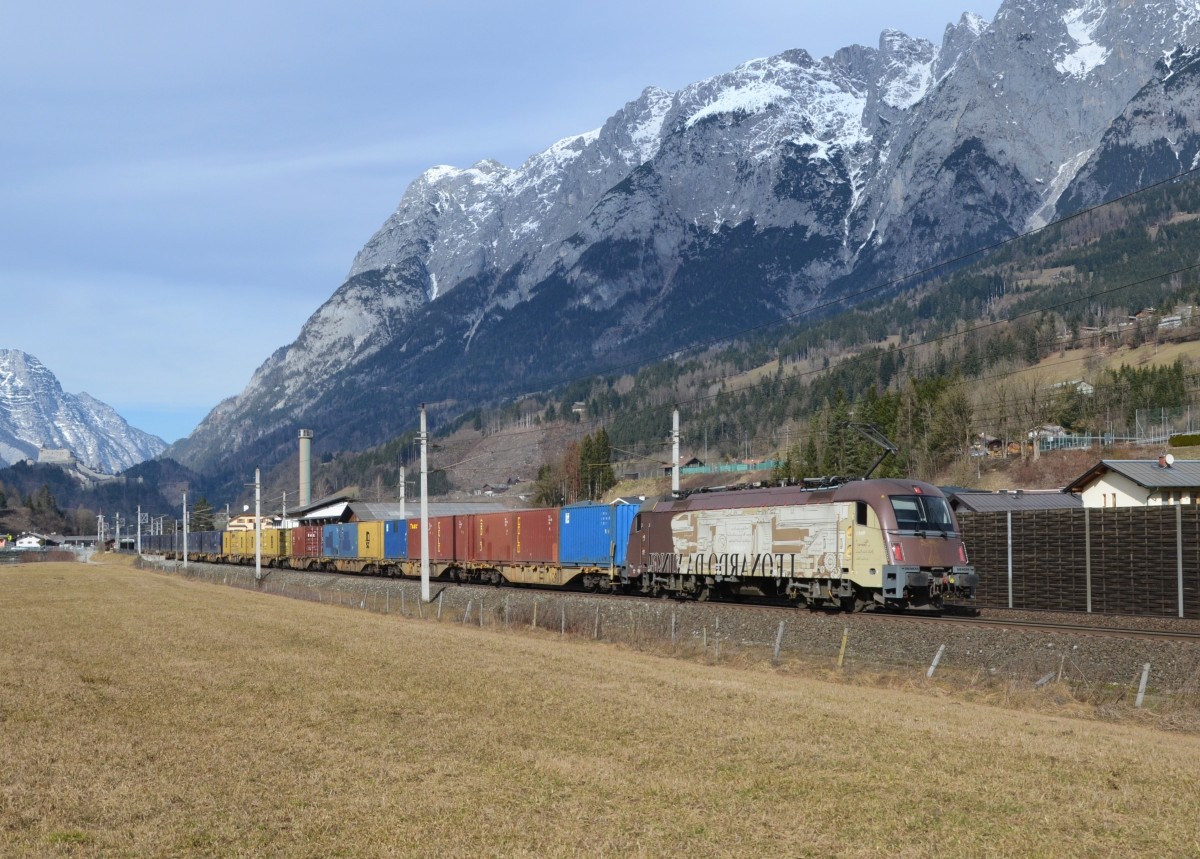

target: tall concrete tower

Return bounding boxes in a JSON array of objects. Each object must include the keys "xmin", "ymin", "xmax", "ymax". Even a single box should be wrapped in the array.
[{"xmin": 298, "ymin": 429, "xmax": 313, "ymax": 508}]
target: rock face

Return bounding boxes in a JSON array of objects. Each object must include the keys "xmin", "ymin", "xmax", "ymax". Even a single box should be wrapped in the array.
[
  {"xmin": 171, "ymin": 0, "xmax": 1200, "ymax": 479},
  {"xmin": 1057, "ymin": 44, "xmax": 1200, "ymax": 215},
  {"xmin": 0, "ymin": 350, "xmax": 166, "ymax": 473}
]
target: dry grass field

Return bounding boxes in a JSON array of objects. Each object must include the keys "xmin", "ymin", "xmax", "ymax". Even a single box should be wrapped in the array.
[{"xmin": 4, "ymin": 560, "xmax": 1200, "ymax": 857}]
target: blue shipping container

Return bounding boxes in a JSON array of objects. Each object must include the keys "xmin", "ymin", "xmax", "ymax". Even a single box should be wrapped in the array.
[
  {"xmin": 322, "ymin": 524, "xmax": 337, "ymax": 557},
  {"xmin": 332, "ymin": 523, "xmax": 358, "ymax": 558},
  {"xmin": 612, "ymin": 502, "xmax": 640, "ymax": 566},
  {"xmin": 559, "ymin": 501, "xmax": 643, "ymax": 567},
  {"xmin": 559, "ymin": 503, "xmax": 615, "ymax": 567},
  {"xmin": 383, "ymin": 520, "xmax": 408, "ymax": 559}
]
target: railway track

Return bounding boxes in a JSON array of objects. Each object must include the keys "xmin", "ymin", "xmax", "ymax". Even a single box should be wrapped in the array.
[
  {"xmin": 892, "ymin": 610, "xmax": 1200, "ymax": 642},
  {"xmin": 160, "ymin": 556, "xmax": 1200, "ymax": 644}
]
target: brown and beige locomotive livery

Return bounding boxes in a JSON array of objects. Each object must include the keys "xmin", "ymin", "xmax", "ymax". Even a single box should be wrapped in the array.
[{"xmin": 626, "ymin": 479, "xmax": 976, "ymax": 610}]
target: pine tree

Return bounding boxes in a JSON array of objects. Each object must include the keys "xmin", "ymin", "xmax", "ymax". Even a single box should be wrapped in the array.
[{"xmin": 192, "ymin": 497, "xmax": 215, "ymax": 532}]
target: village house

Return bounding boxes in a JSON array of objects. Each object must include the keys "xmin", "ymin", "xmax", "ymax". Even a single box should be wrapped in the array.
[{"xmin": 1065, "ymin": 456, "xmax": 1200, "ymax": 508}]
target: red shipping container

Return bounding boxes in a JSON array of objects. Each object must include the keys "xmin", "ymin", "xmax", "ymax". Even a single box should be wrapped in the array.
[
  {"xmin": 291, "ymin": 525, "xmax": 323, "ymax": 558},
  {"xmin": 513, "ymin": 508, "xmax": 559, "ymax": 564},
  {"xmin": 456, "ymin": 516, "xmax": 474, "ymax": 561},
  {"xmin": 471, "ymin": 512, "xmax": 515, "ymax": 564},
  {"xmin": 407, "ymin": 515, "xmax": 458, "ymax": 561}
]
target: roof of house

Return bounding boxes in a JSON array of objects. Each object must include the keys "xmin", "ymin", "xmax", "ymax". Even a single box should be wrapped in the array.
[
  {"xmin": 947, "ymin": 489, "xmax": 1082, "ymax": 513},
  {"xmin": 348, "ymin": 500, "xmax": 508, "ymax": 521},
  {"xmin": 1064, "ymin": 459, "xmax": 1200, "ymax": 494}
]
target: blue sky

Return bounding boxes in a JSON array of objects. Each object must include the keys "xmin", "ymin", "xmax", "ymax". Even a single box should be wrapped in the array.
[{"xmin": 0, "ymin": 0, "xmax": 1000, "ymax": 444}]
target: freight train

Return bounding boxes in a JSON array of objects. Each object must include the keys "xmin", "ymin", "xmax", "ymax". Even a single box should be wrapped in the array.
[{"xmin": 144, "ymin": 478, "xmax": 977, "ymax": 611}]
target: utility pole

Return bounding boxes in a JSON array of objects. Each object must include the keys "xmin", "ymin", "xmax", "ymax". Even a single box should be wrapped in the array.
[
  {"xmin": 420, "ymin": 404, "xmax": 430, "ymax": 603},
  {"xmin": 400, "ymin": 465, "xmax": 406, "ymax": 521},
  {"xmin": 254, "ymin": 468, "xmax": 262, "ymax": 581},
  {"xmin": 672, "ymin": 406, "xmax": 681, "ymax": 496},
  {"xmin": 182, "ymin": 492, "xmax": 188, "ymax": 569},
  {"xmin": 136, "ymin": 505, "xmax": 141, "ymax": 555},
  {"xmin": 115, "ymin": 512, "xmax": 121, "ymax": 552}
]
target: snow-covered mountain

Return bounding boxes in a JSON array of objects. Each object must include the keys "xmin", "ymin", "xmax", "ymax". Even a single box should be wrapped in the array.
[
  {"xmin": 0, "ymin": 350, "xmax": 166, "ymax": 473},
  {"xmin": 171, "ymin": 0, "xmax": 1200, "ymax": 479}
]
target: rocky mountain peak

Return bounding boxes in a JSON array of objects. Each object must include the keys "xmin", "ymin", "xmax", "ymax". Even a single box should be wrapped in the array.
[
  {"xmin": 0, "ymin": 349, "xmax": 165, "ymax": 472},
  {"xmin": 170, "ymin": 0, "xmax": 1200, "ymax": 489}
]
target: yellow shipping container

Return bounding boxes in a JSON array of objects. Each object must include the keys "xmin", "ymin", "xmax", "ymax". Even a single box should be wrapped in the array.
[
  {"xmin": 358, "ymin": 521, "xmax": 384, "ymax": 560},
  {"xmin": 260, "ymin": 529, "xmax": 286, "ymax": 558},
  {"xmin": 232, "ymin": 530, "xmax": 252, "ymax": 556}
]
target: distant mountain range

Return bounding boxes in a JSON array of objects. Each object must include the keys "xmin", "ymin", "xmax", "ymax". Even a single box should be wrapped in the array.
[
  {"xmin": 169, "ymin": 0, "xmax": 1200, "ymax": 488},
  {"xmin": 0, "ymin": 349, "xmax": 165, "ymax": 473}
]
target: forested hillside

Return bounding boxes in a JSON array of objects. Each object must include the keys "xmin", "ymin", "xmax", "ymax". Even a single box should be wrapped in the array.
[{"xmin": 238, "ymin": 176, "xmax": 1200, "ymax": 508}]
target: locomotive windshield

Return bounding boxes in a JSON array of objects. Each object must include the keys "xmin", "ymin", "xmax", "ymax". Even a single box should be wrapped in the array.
[{"xmin": 888, "ymin": 494, "xmax": 956, "ymax": 533}]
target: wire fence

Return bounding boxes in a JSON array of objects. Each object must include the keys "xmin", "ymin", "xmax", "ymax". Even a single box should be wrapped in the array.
[{"xmin": 136, "ymin": 556, "xmax": 1200, "ymax": 716}]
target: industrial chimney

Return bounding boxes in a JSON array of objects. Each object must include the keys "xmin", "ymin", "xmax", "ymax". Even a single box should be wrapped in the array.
[{"xmin": 298, "ymin": 429, "xmax": 313, "ymax": 507}]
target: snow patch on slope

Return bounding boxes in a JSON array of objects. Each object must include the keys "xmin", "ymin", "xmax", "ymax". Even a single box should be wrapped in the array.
[{"xmin": 1056, "ymin": 1, "xmax": 1110, "ymax": 78}]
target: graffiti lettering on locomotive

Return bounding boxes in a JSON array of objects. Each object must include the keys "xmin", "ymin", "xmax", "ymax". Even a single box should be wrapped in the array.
[
  {"xmin": 648, "ymin": 551, "xmax": 801, "ymax": 577},
  {"xmin": 666, "ymin": 503, "xmax": 845, "ymax": 578}
]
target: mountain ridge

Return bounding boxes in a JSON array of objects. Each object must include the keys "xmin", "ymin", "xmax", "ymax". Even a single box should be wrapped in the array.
[
  {"xmin": 0, "ymin": 349, "xmax": 167, "ymax": 473},
  {"xmin": 168, "ymin": 0, "xmax": 1200, "ymax": 489}
]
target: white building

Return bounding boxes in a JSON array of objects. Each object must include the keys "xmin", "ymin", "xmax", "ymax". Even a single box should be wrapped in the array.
[{"xmin": 1065, "ymin": 456, "xmax": 1200, "ymax": 508}]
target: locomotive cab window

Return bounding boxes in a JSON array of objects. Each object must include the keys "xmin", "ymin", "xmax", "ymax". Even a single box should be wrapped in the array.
[
  {"xmin": 856, "ymin": 501, "xmax": 868, "ymax": 527},
  {"xmin": 889, "ymin": 495, "xmax": 954, "ymax": 532}
]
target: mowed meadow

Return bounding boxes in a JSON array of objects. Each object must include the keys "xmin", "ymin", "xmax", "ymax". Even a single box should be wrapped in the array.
[{"xmin": 3, "ymin": 560, "xmax": 1200, "ymax": 858}]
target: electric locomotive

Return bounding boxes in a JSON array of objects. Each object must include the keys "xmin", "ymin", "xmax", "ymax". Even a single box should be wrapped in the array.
[{"xmin": 625, "ymin": 478, "xmax": 975, "ymax": 611}]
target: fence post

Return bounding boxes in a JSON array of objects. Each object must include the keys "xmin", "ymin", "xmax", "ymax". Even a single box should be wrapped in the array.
[
  {"xmin": 1177, "ymin": 505, "xmax": 1185, "ymax": 619},
  {"xmin": 837, "ymin": 627, "xmax": 849, "ymax": 671},
  {"xmin": 463, "ymin": 600, "xmax": 472, "ymax": 625},
  {"xmin": 772, "ymin": 620, "xmax": 785, "ymax": 664},
  {"xmin": 927, "ymin": 644, "xmax": 946, "ymax": 678},
  {"xmin": 1085, "ymin": 507, "xmax": 1092, "ymax": 613},
  {"xmin": 671, "ymin": 611, "xmax": 677, "ymax": 647},
  {"xmin": 593, "ymin": 606, "xmax": 600, "ymax": 640},
  {"xmin": 1006, "ymin": 510, "xmax": 1013, "ymax": 609},
  {"xmin": 1136, "ymin": 663, "xmax": 1151, "ymax": 708}
]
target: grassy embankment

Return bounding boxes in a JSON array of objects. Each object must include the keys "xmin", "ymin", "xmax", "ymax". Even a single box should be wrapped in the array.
[{"xmin": 3, "ymin": 559, "xmax": 1200, "ymax": 858}]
